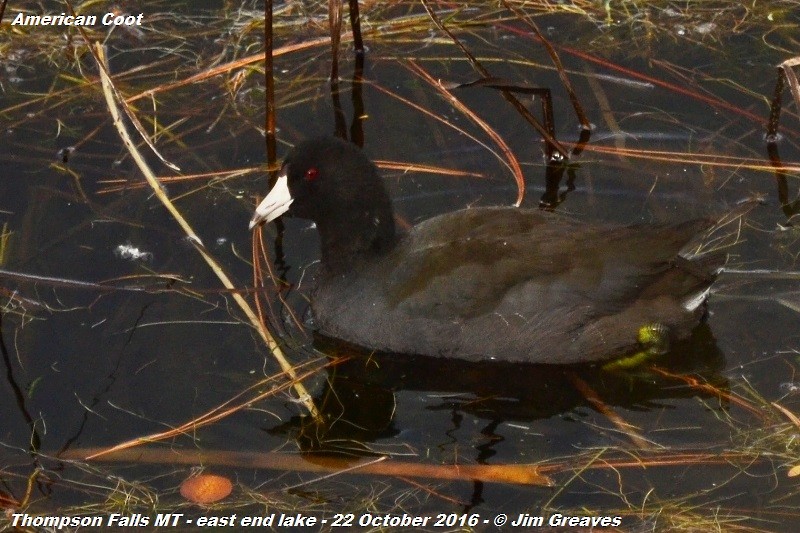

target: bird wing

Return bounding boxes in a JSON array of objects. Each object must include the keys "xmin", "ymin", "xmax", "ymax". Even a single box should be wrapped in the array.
[{"xmin": 381, "ymin": 208, "xmax": 710, "ymax": 322}]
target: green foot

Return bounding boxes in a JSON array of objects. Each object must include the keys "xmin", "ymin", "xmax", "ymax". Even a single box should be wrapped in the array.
[{"xmin": 602, "ymin": 323, "xmax": 670, "ymax": 371}]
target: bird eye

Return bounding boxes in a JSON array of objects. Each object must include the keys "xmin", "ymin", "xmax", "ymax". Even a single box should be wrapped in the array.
[{"xmin": 305, "ymin": 167, "xmax": 319, "ymax": 181}]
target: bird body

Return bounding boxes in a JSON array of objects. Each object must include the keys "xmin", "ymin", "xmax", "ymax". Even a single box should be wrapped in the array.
[{"xmin": 250, "ymin": 137, "xmax": 723, "ymax": 364}]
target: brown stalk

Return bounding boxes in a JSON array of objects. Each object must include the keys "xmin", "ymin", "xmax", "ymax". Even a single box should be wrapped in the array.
[
  {"xmin": 369, "ymin": 78, "xmax": 510, "ymax": 174},
  {"xmin": 348, "ymin": 0, "xmax": 364, "ymax": 54},
  {"xmin": 500, "ymin": 0, "xmax": 590, "ymax": 130},
  {"xmin": 375, "ymin": 160, "xmax": 484, "ymax": 178},
  {"xmin": 328, "ymin": 0, "xmax": 342, "ymax": 81},
  {"xmin": 419, "ymin": 0, "xmax": 568, "ymax": 159},
  {"xmin": 85, "ymin": 358, "xmax": 328, "ymax": 460},
  {"xmin": 61, "ymin": 1, "xmax": 178, "ymax": 172},
  {"xmin": 573, "ymin": 143, "xmax": 800, "ymax": 173},
  {"xmin": 405, "ymin": 60, "xmax": 526, "ymax": 206},
  {"xmin": 125, "ymin": 38, "xmax": 330, "ymax": 104},
  {"xmin": 397, "ymin": 476, "xmax": 470, "ymax": 506},
  {"xmin": 567, "ymin": 373, "xmax": 654, "ymax": 451},
  {"xmin": 251, "ymin": 229, "xmax": 308, "ymax": 338},
  {"xmin": 767, "ymin": 57, "xmax": 800, "ymax": 141},
  {"xmin": 772, "ymin": 402, "xmax": 800, "ymax": 429},
  {"xmin": 650, "ymin": 367, "xmax": 766, "ymax": 420},
  {"xmin": 264, "ymin": 0, "xmax": 277, "ymax": 164},
  {"xmin": 93, "ymin": 44, "xmax": 321, "ymax": 425},
  {"xmin": 96, "ymin": 167, "xmax": 263, "ymax": 195},
  {"xmin": 539, "ymin": 450, "xmax": 765, "ymax": 476},
  {"xmin": 64, "ymin": 447, "xmax": 554, "ymax": 487}
]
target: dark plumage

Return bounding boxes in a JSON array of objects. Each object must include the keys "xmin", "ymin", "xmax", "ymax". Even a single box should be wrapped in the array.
[{"xmin": 250, "ymin": 136, "xmax": 724, "ymax": 364}]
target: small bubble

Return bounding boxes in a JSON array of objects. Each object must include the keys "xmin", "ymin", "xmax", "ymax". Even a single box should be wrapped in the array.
[
  {"xmin": 765, "ymin": 132, "xmax": 784, "ymax": 144},
  {"xmin": 58, "ymin": 146, "xmax": 76, "ymax": 163},
  {"xmin": 114, "ymin": 243, "xmax": 153, "ymax": 262},
  {"xmin": 693, "ymin": 22, "xmax": 716, "ymax": 35}
]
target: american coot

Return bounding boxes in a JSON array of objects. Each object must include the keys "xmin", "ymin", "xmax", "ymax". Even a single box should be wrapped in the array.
[{"xmin": 249, "ymin": 136, "xmax": 724, "ymax": 364}]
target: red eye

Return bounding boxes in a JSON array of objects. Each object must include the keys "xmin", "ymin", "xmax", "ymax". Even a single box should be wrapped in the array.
[{"xmin": 305, "ymin": 167, "xmax": 319, "ymax": 181}]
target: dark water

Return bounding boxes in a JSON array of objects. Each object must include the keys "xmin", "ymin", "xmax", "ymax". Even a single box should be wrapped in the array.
[{"xmin": 2, "ymin": 1, "xmax": 800, "ymax": 531}]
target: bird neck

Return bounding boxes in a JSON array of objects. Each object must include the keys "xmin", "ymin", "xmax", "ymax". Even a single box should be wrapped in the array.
[{"xmin": 317, "ymin": 204, "xmax": 396, "ymax": 275}]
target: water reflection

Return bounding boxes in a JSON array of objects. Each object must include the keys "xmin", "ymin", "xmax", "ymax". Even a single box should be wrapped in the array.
[{"xmin": 272, "ymin": 324, "xmax": 727, "ymax": 455}]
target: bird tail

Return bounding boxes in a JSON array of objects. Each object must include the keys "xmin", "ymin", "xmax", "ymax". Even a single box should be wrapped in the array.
[{"xmin": 678, "ymin": 196, "xmax": 763, "ymax": 278}]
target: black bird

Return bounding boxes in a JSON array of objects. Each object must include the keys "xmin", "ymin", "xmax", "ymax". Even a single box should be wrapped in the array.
[{"xmin": 249, "ymin": 136, "xmax": 724, "ymax": 364}]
